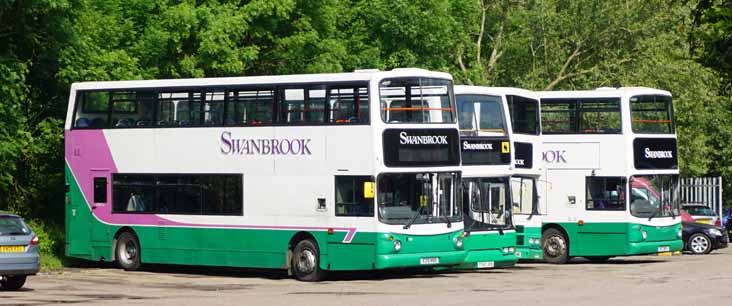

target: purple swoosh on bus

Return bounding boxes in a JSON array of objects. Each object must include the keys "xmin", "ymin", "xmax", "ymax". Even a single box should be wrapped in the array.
[{"xmin": 65, "ymin": 129, "xmax": 357, "ymax": 243}]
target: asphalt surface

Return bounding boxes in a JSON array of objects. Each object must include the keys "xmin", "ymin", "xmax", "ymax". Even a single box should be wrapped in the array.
[{"xmin": 2, "ymin": 248, "xmax": 731, "ymax": 306}]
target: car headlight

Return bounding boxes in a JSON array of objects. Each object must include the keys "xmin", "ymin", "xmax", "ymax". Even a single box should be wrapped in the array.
[
  {"xmin": 710, "ymin": 229, "xmax": 723, "ymax": 237},
  {"xmin": 394, "ymin": 240, "xmax": 402, "ymax": 252}
]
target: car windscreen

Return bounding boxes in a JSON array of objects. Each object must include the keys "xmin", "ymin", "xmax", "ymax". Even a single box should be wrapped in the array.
[{"xmin": 0, "ymin": 216, "xmax": 30, "ymax": 236}]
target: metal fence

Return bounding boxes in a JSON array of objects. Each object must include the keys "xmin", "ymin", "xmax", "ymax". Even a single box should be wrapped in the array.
[{"xmin": 679, "ymin": 177, "xmax": 724, "ymax": 219}]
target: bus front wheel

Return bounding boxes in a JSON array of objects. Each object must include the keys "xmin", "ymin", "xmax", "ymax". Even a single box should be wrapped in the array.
[
  {"xmin": 292, "ymin": 239, "xmax": 326, "ymax": 282},
  {"xmin": 116, "ymin": 232, "xmax": 141, "ymax": 271},
  {"xmin": 542, "ymin": 228, "xmax": 569, "ymax": 264}
]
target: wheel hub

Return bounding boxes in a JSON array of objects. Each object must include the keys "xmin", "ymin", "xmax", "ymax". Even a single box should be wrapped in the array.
[
  {"xmin": 296, "ymin": 249, "xmax": 316, "ymax": 274},
  {"xmin": 544, "ymin": 235, "xmax": 566, "ymax": 257},
  {"xmin": 691, "ymin": 236, "xmax": 709, "ymax": 253},
  {"xmin": 120, "ymin": 240, "xmax": 137, "ymax": 264}
]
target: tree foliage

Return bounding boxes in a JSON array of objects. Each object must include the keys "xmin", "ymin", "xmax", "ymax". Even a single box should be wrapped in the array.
[{"xmin": 1, "ymin": 0, "xmax": 732, "ymax": 224}]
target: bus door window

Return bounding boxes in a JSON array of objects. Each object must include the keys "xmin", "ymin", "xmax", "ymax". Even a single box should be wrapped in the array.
[
  {"xmin": 335, "ymin": 176, "xmax": 374, "ymax": 217},
  {"xmin": 510, "ymin": 177, "xmax": 535, "ymax": 215},
  {"xmin": 585, "ymin": 177, "xmax": 626, "ymax": 211},
  {"xmin": 463, "ymin": 178, "xmax": 509, "ymax": 228}
]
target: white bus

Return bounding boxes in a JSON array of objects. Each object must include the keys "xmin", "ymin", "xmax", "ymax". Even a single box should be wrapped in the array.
[
  {"xmin": 503, "ymin": 88, "xmax": 545, "ymax": 261},
  {"xmin": 64, "ymin": 68, "xmax": 466, "ymax": 281},
  {"xmin": 455, "ymin": 86, "xmax": 518, "ymax": 268},
  {"xmin": 537, "ymin": 87, "xmax": 683, "ymax": 263}
]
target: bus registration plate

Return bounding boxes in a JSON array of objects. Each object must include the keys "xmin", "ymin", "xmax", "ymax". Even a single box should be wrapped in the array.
[
  {"xmin": 420, "ymin": 257, "xmax": 440, "ymax": 265},
  {"xmin": 0, "ymin": 245, "xmax": 24, "ymax": 253},
  {"xmin": 658, "ymin": 246, "xmax": 670, "ymax": 252},
  {"xmin": 477, "ymin": 261, "xmax": 495, "ymax": 268}
]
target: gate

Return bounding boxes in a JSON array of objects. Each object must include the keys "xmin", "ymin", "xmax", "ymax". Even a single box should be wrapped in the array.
[{"xmin": 679, "ymin": 177, "xmax": 723, "ymax": 219}]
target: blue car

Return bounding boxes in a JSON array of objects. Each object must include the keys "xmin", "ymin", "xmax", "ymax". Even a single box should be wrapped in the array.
[{"xmin": 0, "ymin": 212, "xmax": 40, "ymax": 290}]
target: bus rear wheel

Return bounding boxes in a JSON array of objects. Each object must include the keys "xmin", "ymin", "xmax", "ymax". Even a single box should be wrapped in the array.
[
  {"xmin": 116, "ymin": 232, "xmax": 141, "ymax": 271},
  {"xmin": 542, "ymin": 228, "xmax": 569, "ymax": 264},
  {"xmin": 292, "ymin": 239, "xmax": 326, "ymax": 282}
]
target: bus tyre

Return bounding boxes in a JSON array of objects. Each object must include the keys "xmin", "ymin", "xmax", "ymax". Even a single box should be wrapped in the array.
[
  {"xmin": 542, "ymin": 228, "xmax": 569, "ymax": 264},
  {"xmin": 292, "ymin": 239, "xmax": 326, "ymax": 282},
  {"xmin": 688, "ymin": 233, "xmax": 712, "ymax": 255},
  {"xmin": 0, "ymin": 275, "xmax": 27, "ymax": 291},
  {"xmin": 116, "ymin": 232, "xmax": 142, "ymax": 271}
]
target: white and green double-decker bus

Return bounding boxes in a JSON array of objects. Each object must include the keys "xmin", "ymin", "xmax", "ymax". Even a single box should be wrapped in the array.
[
  {"xmin": 537, "ymin": 88, "xmax": 683, "ymax": 263},
  {"xmin": 455, "ymin": 86, "xmax": 518, "ymax": 268},
  {"xmin": 504, "ymin": 88, "xmax": 545, "ymax": 261},
  {"xmin": 64, "ymin": 68, "xmax": 466, "ymax": 281}
]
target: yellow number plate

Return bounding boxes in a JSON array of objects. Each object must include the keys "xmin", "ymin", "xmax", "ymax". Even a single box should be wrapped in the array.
[{"xmin": 0, "ymin": 245, "xmax": 25, "ymax": 253}]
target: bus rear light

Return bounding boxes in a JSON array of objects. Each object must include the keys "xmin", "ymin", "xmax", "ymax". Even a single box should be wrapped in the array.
[{"xmin": 30, "ymin": 235, "xmax": 39, "ymax": 246}]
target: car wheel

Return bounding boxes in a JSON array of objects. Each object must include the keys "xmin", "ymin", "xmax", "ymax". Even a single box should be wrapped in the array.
[
  {"xmin": 116, "ymin": 232, "xmax": 142, "ymax": 271},
  {"xmin": 542, "ymin": 228, "xmax": 569, "ymax": 264},
  {"xmin": 292, "ymin": 239, "xmax": 326, "ymax": 282},
  {"xmin": 0, "ymin": 275, "xmax": 27, "ymax": 291},
  {"xmin": 688, "ymin": 233, "xmax": 712, "ymax": 255}
]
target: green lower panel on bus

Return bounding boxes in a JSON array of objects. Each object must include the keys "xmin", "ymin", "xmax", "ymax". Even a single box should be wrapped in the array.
[
  {"xmin": 459, "ymin": 231, "xmax": 518, "ymax": 269},
  {"xmin": 515, "ymin": 226, "xmax": 543, "ymax": 261},
  {"xmin": 65, "ymin": 164, "xmax": 465, "ymax": 272},
  {"xmin": 547, "ymin": 222, "xmax": 683, "ymax": 257}
]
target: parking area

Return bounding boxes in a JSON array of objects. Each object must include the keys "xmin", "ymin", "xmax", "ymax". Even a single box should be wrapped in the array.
[{"xmin": 2, "ymin": 248, "xmax": 732, "ymax": 306}]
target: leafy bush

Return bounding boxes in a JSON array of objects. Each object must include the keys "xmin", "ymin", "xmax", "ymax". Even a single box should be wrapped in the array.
[{"xmin": 25, "ymin": 219, "xmax": 65, "ymax": 271}]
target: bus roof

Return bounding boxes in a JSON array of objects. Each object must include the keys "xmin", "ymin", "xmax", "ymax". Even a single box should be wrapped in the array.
[
  {"xmin": 537, "ymin": 87, "xmax": 672, "ymax": 99},
  {"xmin": 454, "ymin": 86, "xmax": 538, "ymax": 98},
  {"xmin": 69, "ymin": 68, "xmax": 453, "ymax": 91}
]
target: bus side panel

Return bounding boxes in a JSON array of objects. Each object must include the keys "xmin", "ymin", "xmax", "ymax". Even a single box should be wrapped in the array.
[
  {"xmin": 569, "ymin": 222, "xmax": 628, "ymax": 256},
  {"xmin": 326, "ymin": 232, "xmax": 376, "ymax": 271},
  {"xmin": 137, "ymin": 226, "xmax": 289, "ymax": 269}
]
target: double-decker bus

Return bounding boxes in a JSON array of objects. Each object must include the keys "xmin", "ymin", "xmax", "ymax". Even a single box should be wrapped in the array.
[
  {"xmin": 64, "ymin": 69, "xmax": 466, "ymax": 281},
  {"xmin": 454, "ymin": 86, "xmax": 518, "ymax": 268},
  {"xmin": 537, "ymin": 87, "xmax": 683, "ymax": 263},
  {"xmin": 503, "ymin": 88, "xmax": 545, "ymax": 261}
]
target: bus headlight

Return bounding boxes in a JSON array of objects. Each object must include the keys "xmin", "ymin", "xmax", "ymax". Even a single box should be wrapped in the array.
[
  {"xmin": 502, "ymin": 247, "xmax": 515, "ymax": 254},
  {"xmin": 455, "ymin": 237, "xmax": 464, "ymax": 249},
  {"xmin": 678, "ymin": 228, "xmax": 683, "ymax": 238},
  {"xmin": 394, "ymin": 240, "xmax": 402, "ymax": 252},
  {"xmin": 641, "ymin": 230, "xmax": 648, "ymax": 240}
]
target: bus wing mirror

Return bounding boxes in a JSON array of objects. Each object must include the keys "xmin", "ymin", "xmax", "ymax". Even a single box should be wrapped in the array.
[{"xmin": 364, "ymin": 181, "xmax": 375, "ymax": 199}]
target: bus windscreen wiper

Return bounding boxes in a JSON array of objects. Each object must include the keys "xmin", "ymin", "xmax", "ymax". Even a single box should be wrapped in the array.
[
  {"xmin": 648, "ymin": 209, "xmax": 659, "ymax": 221},
  {"xmin": 439, "ymin": 215, "xmax": 452, "ymax": 228},
  {"xmin": 403, "ymin": 207, "xmax": 425, "ymax": 230}
]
